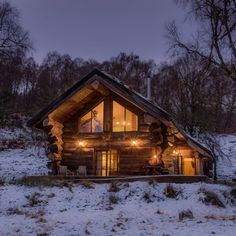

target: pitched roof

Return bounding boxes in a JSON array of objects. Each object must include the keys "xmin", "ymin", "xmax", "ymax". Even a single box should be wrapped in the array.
[{"xmin": 28, "ymin": 68, "xmax": 213, "ymax": 159}]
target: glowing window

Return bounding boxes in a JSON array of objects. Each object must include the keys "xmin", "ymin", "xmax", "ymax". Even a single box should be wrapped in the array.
[
  {"xmin": 79, "ymin": 102, "xmax": 104, "ymax": 133},
  {"xmin": 112, "ymin": 101, "xmax": 138, "ymax": 132}
]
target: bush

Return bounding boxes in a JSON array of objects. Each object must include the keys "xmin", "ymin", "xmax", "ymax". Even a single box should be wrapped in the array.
[
  {"xmin": 0, "ymin": 178, "xmax": 5, "ymax": 186},
  {"xmin": 179, "ymin": 209, "xmax": 194, "ymax": 221},
  {"xmin": 80, "ymin": 181, "xmax": 94, "ymax": 189},
  {"xmin": 143, "ymin": 192, "xmax": 152, "ymax": 203},
  {"xmin": 7, "ymin": 207, "xmax": 24, "ymax": 215},
  {"xmin": 108, "ymin": 181, "xmax": 120, "ymax": 192},
  {"xmin": 25, "ymin": 192, "xmax": 46, "ymax": 207},
  {"xmin": 109, "ymin": 195, "xmax": 118, "ymax": 204},
  {"xmin": 230, "ymin": 186, "xmax": 236, "ymax": 199},
  {"xmin": 199, "ymin": 189, "xmax": 225, "ymax": 208},
  {"xmin": 164, "ymin": 184, "xmax": 180, "ymax": 198}
]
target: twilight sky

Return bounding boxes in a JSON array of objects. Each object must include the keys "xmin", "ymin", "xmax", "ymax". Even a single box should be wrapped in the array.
[{"xmin": 9, "ymin": 0, "xmax": 193, "ymax": 64}]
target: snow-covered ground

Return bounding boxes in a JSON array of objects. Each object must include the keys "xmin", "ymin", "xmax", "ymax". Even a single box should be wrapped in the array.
[
  {"xmin": 217, "ymin": 135, "xmax": 236, "ymax": 180},
  {"xmin": 0, "ymin": 181, "xmax": 236, "ymax": 236},
  {"xmin": 0, "ymin": 147, "xmax": 48, "ymax": 180},
  {"xmin": 0, "ymin": 125, "xmax": 236, "ymax": 235},
  {"xmin": 0, "ymin": 125, "xmax": 48, "ymax": 181}
]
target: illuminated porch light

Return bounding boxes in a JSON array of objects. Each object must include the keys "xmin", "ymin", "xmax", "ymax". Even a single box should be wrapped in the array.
[
  {"xmin": 78, "ymin": 140, "xmax": 85, "ymax": 147},
  {"xmin": 131, "ymin": 140, "xmax": 138, "ymax": 146}
]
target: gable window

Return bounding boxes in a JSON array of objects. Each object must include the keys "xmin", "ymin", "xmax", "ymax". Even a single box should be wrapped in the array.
[
  {"xmin": 112, "ymin": 101, "xmax": 138, "ymax": 132},
  {"xmin": 79, "ymin": 101, "xmax": 104, "ymax": 132}
]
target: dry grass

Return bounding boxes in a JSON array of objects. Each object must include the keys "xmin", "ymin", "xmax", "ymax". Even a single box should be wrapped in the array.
[
  {"xmin": 230, "ymin": 186, "xmax": 236, "ymax": 199},
  {"xmin": 108, "ymin": 181, "xmax": 121, "ymax": 192},
  {"xmin": 143, "ymin": 192, "xmax": 153, "ymax": 203},
  {"xmin": 179, "ymin": 209, "xmax": 194, "ymax": 221},
  {"xmin": 204, "ymin": 214, "xmax": 236, "ymax": 221},
  {"xmin": 0, "ymin": 178, "xmax": 5, "ymax": 186},
  {"xmin": 80, "ymin": 181, "xmax": 94, "ymax": 189},
  {"xmin": 164, "ymin": 184, "xmax": 181, "ymax": 198},
  {"xmin": 199, "ymin": 189, "xmax": 225, "ymax": 208},
  {"xmin": 109, "ymin": 195, "xmax": 119, "ymax": 204},
  {"xmin": 25, "ymin": 192, "xmax": 46, "ymax": 207}
]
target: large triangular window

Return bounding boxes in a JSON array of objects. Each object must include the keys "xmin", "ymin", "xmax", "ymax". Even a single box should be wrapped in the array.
[
  {"xmin": 112, "ymin": 101, "xmax": 138, "ymax": 132},
  {"xmin": 79, "ymin": 101, "xmax": 104, "ymax": 133}
]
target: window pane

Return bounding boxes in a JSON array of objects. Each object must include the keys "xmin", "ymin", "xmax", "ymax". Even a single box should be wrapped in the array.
[
  {"xmin": 126, "ymin": 109, "xmax": 138, "ymax": 131},
  {"xmin": 92, "ymin": 102, "xmax": 104, "ymax": 132},
  {"xmin": 113, "ymin": 101, "xmax": 125, "ymax": 132},
  {"xmin": 79, "ymin": 112, "xmax": 91, "ymax": 132}
]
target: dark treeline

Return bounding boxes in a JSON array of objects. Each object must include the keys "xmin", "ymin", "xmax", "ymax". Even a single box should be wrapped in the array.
[
  {"xmin": 0, "ymin": 0, "xmax": 236, "ymax": 135},
  {"xmin": 1, "ymin": 50, "xmax": 236, "ymax": 134}
]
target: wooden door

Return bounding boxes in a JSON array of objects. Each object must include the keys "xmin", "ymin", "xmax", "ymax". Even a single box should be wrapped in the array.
[
  {"xmin": 96, "ymin": 150, "xmax": 119, "ymax": 176},
  {"xmin": 182, "ymin": 157, "xmax": 195, "ymax": 175}
]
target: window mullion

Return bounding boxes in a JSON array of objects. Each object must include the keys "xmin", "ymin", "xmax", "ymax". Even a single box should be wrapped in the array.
[{"xmin": 124, "ymin": 108, "xmax": 126, "ymax": 132}]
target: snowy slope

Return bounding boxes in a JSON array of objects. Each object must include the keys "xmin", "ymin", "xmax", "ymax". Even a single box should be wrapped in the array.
[
  {"xmin": 0, "ymin": 182, "xmax": 235, "ymax": 236},
  {"xmin": 0, "ymin": 147, "xmax": 48, "ymax": 180},
  {"xmin": 0, "ymin": 125, "xmax": 48, "ymax": 180},
  {"xmin": 0, "ymin": 125, "xmax": 236, "ymax": 236},
  {"xmin": 217, "ymin": 135, "xmax": 236, "ymax": 180}
]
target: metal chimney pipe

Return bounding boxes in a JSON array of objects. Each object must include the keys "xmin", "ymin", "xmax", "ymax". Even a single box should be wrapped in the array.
[{"xmin": 147, "ymin": 76, "xmax": 151, "ymax": 100}]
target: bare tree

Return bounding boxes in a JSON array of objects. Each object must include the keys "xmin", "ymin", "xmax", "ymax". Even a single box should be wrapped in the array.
[
  {"xmin": 168, "ymin": 0, "xmax": 236, "ymax": 81},
  {"xmin": 0, "ymin": 1, "xmax": 32, "ymax": 59}
]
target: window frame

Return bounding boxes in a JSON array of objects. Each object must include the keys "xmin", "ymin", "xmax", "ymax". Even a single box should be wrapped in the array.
[
  {"xmin": 112, "ymin": 100, "xmax": 139, "ymax": 133},
  {"xmin": 78, "ymin": 98, "xmax": 140, "ymax": 134},
  {"xmin": 78, "ymin": 100, "xmax": 105, "ymax": 133}
]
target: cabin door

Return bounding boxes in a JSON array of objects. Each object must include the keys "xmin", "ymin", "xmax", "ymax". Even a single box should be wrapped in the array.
[
  {"xmin": 96, "ymin": 150, "xmax": 119, "ymax": 176},
  {"xmin": 182, "ymin": 157, "xmax": 195, "ymax": 175}
]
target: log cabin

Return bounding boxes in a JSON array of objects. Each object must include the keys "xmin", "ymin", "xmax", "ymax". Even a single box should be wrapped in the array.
[{"xmin": 28, "ymin": 68, "xmax": 213, "ymax": 177}]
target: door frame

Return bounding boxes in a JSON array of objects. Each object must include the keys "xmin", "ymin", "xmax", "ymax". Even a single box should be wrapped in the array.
[{"xmin": 94, "ymin": 149, "xmax": 119, "ymax": 176}]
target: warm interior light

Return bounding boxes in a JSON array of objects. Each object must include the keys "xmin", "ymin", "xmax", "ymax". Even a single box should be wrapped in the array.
[
  {"xmin": 168, "ymin": 142, "xmax": 173, "ymax": 147},
  {"xmin": 173, "ymin": 149, "xmax": 178, "ymax": 155},
  {"xmin": 131, "ymin": 140, "xmax": 138, "ymax": 146},
  {"xmin": 78, "ymin": 140, "xmax": 85, "ymax": 147},
  {"xmin": 153, "ymin": 155, "xmax": 157, "ymax": 159}
]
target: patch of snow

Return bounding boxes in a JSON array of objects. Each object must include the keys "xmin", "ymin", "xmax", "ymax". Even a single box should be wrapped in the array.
[
  {"xmin": 0, "ymin": 147, "xmax": 48, "ymax": 180},
  {"xmin": 0, "ymin": 182, "xmax": 235, "ymax": 236},
  {"xmin": 217, "ymin": 135, "xmax": 236, "ymax": 180},
  {"xmin": 0, "ymin": 127, "xmax": 28, "ymax": 140}
]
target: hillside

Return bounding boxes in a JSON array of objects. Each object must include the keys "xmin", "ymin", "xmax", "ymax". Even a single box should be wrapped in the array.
[{"xmin": 0, "ymin": 121, "xmax": 236, "ymax": 236}]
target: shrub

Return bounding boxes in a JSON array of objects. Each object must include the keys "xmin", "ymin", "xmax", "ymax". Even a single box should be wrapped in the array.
[
  {"xmin": 80, "ymin": 181, "xmax": 94, "ymax": 189},
  {"xmin": 25, "ymin": 192, "xmax": 45, "ymax": 207},
  {"xmin": 0, "ymin": 178, "xmax": 5, "ymax": 186},
  {"xmin": 109, "ymin": 195, "xmax": 118, "ymax": 204},
  {"xmin": 143, "ymin": 192, "xmax": 152, "ymax": 203},
  {"xmin": 230, "ymin": 187, "xmax": 236, "ymax": 199},
  {"xmin": 199, "ymin": 189, "xmax": 225, "ymax": 208},
  {"xmin": 108, "ymin": 181, "xmax": 120, "ymax": 192},
  {"xmin": 156, "ymin": 209, "xmax": 163, "ymax": 214},
  {"xmin": 164, "ymin": 184, "xmax": 180, "ymax": 198},
  {"xmin": 7, "ymin": 207, "xmax": 24, "ymax": 215},
  {"xmin": 179, "ymin": 210, "xmax": 194, "ymax": 221}
]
